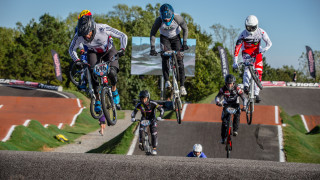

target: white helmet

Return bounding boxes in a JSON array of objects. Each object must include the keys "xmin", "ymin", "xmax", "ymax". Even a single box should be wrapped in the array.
[
  {"xmin": 193, "ymin": 144, "xmax": 202, "ymax": 157},
  {"xmin": 245, "ymin": 15, "xmax": 258, "ymax": 35}
]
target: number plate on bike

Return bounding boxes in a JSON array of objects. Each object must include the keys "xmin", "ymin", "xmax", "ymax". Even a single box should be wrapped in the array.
[
  {"xmin": 140, "ymin": 120, "xmax": 151, "ymax": 126},
  {"xmin": 94, "ymin": 62, "xmax": 109, "ymax": 77},
  {"xmin": 226, "ymin": 107, "xmax": 237, "ymax": 114}
]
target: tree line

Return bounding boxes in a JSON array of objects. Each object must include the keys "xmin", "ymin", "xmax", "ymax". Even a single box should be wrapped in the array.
[{"xmin": 0, "ymin": 3, "xmax": 317, "ymax": 109}]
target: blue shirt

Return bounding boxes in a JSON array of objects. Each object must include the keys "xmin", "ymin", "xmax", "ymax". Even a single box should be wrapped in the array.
[{"xmin": 187, "ymin": 152, "xmax": 207, "ymax": 158}]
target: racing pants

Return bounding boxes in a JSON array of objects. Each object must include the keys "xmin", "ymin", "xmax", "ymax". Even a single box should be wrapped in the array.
[
  {"xmin": 243, "ymin": 53, "xmax": 263, "ymax": 96},
  {"xmin": 87, "ymin": 46, "xmax": 119, "ymax": 94},
  {"xmin": 160, "ymin": 34, "xmax": 186, "ymax": 86},
  {"xmin": 221, "ymin": 104, "xmax": 241, "ymax": 139},
  {"xmin": 139, "ymin": 119, "xmax": 158, "ymax": 148}
]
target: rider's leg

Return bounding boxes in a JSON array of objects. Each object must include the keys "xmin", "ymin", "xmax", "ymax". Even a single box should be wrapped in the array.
[
  {"xmin": 108, "ymin": 66, "xmax": 120, "ymax": 105},
  {"xmin": 150, "ymin": 120, "xmax": 158, "ymax": 149},
  {"xmin": 172, "ymin": 34, "xmax": 187, "ymax": 95},
  {"xmin": 254, "ymin": 53, "xmax": 263, "ymax": 97},
  {"xmin": 233, "ymin": 106, "xmax": 241, "ymax": 135},
  {"xmin": 160, "ymin": 35, "xmax": 172, "ymax": 88},
  {"xmin": 220, "ymin": 109, "xmax": 229, "ymax": 143},
  {"xmin": 138, "ymin": 124, "xmax": 144, "ymax": 150},
  {"xmin": 88, "ymin": 51, "xmax": 102, "ymax": 112}
]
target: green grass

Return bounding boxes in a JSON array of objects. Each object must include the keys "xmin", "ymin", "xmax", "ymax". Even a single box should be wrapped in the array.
[
  {"xmin": 0, "ymin": 89, "xmax": 126, "ymax": 151},
  {"xmin": 281, "ymin": 110, "xmax": 320, "ymax": 164},
  {"xmin": 87, "ymin": 122, "xmax": 138, "ymax": 154},
  {"xmin": 197, "ymin": 92, "xmax": 218, "ymax": 104}
]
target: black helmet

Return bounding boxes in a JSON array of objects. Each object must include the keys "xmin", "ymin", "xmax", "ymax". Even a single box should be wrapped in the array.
[
  {"xmin": 225, "ymin": 74, "xmax": 236, "ymax": 90},
  {"xmin": 139, "ymin": 90, "xmax": 150, "ymax": 104},
  {"xmin": 77, "ymin": 15, "xmax": 96, "ymax": 39}
]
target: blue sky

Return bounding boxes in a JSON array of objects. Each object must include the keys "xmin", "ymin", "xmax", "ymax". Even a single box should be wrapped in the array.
[{"xmin": 1, "ymin": 0, "xmax": 320, "ymax": 69}]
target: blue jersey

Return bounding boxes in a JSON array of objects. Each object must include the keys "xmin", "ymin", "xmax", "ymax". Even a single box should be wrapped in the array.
[{"xmin": 186, "ymin": 152, "xmax": 207, "ymax": 158}]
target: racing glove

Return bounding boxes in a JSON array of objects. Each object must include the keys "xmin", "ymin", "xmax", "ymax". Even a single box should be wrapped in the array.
[
  {"xmin": 182, "ymin": 41, "xmax": 189, "ymax": 51},
  {"xmin": 156, "ymin": 117, "xmax": 162, "ymax": 121},
  {"xmin": 131, "ymin": 118, "xmax": 136, "ymax": 122},
  {"xmin": 216, "ymin": 101, "xmax": 222, "ymax": 107},
  {"xmin": 233, "ymin": 57, "xmax": 239, "ymax": 70},
  {"xmin": 150, "ymin": 46, "xmax": 158, "ymax": 56},
  {"xmin": 118, "ymin": 48, "xmax": 125, "ymax": 57}
]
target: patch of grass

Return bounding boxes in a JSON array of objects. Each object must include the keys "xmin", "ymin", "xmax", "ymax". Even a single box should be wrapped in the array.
[
  {"xmin": 197, "ymin": 92, "xmax": 218, "ymax": 104},
  {"xmin": 87, "ymin": 122, "xmax": 138, "ymax": 154},
  {"xmin": 281, "ymin": 110, "xmax": 320, "ymax": 164}
]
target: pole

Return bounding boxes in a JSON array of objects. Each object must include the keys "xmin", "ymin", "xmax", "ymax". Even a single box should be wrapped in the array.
[{"xmin": 160, "ymin": 76, "xmax": 164, "ymax": 100}]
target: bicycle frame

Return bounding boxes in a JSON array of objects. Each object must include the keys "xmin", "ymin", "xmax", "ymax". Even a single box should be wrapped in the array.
[
  {"xmin": 162, "ymin": 51, "xmax": 182, "ymax": 111},
  {"xmin": 138, "ymin": 119, "xmax": 152, "ymax": 155}
]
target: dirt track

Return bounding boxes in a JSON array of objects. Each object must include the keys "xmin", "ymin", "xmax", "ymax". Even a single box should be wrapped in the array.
[{"xmin": 0, "ymin": 85, "xmax": 82, "ymax": 141}]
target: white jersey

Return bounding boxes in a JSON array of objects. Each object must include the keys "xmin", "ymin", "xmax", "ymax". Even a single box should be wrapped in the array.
[
  {"xmin": 69, "ymin": 23, "xmax": 127, "ymax": 61},
  {"xmin": 234, "ymin": 27, "xmax": 272, "ymax": 57}
]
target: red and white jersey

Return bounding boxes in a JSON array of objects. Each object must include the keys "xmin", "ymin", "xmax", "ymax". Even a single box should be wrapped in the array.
[
  {"xmin": 69, "ymin": 23, "xmax": 127, "ymax": 61},
  {"xmin": 234, "ymin": 27, "xmax": 272, "ymax": 57}
]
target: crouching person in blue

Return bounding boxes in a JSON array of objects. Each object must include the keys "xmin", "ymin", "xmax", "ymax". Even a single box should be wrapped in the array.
[
  {"xmin": 187, "ymin": 144, "xmax": 207, "ymax": 158},
  {"xmin": 131, "ymin": 90, "xmax": 164, "ymax": 155}
]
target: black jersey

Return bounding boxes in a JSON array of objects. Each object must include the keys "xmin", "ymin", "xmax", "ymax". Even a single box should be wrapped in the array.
[{"xmin": 131, "ymin": 100, "xmax": 164, "ymax": 120}]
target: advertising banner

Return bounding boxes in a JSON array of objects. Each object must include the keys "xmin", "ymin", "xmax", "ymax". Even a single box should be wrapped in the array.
[
  {"xmin": 51, "ymin": 49, "xmax": 63, "ymax": 82},
  {"xmin": 218, "ymin": 46, "xmax": 229, "ymax": 78},
  {"xmin": 306, "ymin": 46, "xmax": 316, "ymax": 78},
  {"xmin": 131, "ymin": 37, "xmax": 196, "ymax": 76}
]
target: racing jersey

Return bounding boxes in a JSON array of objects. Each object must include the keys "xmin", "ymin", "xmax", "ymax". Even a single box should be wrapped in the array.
[
  {"xmin": 186, "ymin": 151, "xmax": 207, "ymax": 158},
  {"xmin": 69, "ymin": 23, "xmax": 128, "ymax": 61},
  {"xmin": 131, "ymin": 100, "xmax": 164, "ymax": 120},
  {"xmin": 215, "ymin": 84, "xmax": 247, "ymax": 106},
  {"xmin": 234, "ymin": 28, "xmax": 272, "ymax": 57},
  {"xmin": 150, "ymin": 14, "xmax": 188, "ymax": 47}
]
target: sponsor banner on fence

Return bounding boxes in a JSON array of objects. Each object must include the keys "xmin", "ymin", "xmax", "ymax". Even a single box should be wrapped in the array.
[
  {"xmin": 0, "ymin": 79, "xmax": 62, "ymax": 91},
  {"xmin": 286, "ymin": 82, "xmax": 320, "ymax": 87},
  {"xmin": 261, "ymin": 81, "xmax": 286, "ymax": 87}
]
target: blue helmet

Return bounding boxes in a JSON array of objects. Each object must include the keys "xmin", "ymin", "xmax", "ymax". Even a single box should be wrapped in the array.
[{"xmin": 160, "ymin": 4, "xmax": 174, "ymax": 26}]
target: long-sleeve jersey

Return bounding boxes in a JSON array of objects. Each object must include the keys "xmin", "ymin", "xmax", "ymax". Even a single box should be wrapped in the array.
[
  {"xmin": 234, "ymin": 28, "xmax": 272, "ymax": 58},
  {"xmin": 215, "ymin": 84, "xmax": 247, "ymax": 106},
  {"xmin": 150, "ymin": 14, "xmax": 188, "ymax": 47},
  {"xmin": 69, "ymin": 23, "xmax": 128, "ymax": 61},
  {"xmin": 131, "ymin": 101, "xmax": 164, "ymax": 120}
]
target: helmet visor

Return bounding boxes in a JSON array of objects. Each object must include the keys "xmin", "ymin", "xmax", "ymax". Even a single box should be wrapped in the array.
[{"xmin": 246, "ymin": 25, "xmax": 257, "ymax": 32}]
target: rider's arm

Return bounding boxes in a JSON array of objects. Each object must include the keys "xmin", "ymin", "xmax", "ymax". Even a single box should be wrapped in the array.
[
  {"xmin": 131, "ymin": 103, "xmax": 141, "ymax": 118},
  {"xmin": 234, "ymin": 31, "xmax": 246, "ymax": 58},
  {"xmin": 69, "ymin": 33, "xmax": 82, "ymax": 61},
  {"xmin": 150, "ymin": 17, "xmax": 162, "ymax": 48},
  {"xmin": 200, "ymin": 152, "xmax": 207, "ymax": 158},
  {"xmin": 174, "ymin": 14, "xmax": 188, "ymax": 45},
  {"xmin": 103, "ymin": 24, "xmax": 128, "ymax": 50},
  {"xmin": 236, "ymin": 86, "xmax": 248, "ymax": 107},
  {"xmin": 215, "ymin": 88, "xmax": 224, "ymax": 104},
  {"xmin": 154, "ymin": 102, "xmax": 164, "ymax": 118},
  {"xmin": 260, "ymin": 28, "xmax": 272, "ymax": 54}
]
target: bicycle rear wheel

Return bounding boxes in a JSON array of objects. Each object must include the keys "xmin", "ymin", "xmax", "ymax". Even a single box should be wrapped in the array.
[
  {"xmin": 90, "ymin": 97, "xmax": 103, "ymax": 119},
  {"xmin": 101, "ymin": 87, "xmax": 117, "ymax": 125},
  {"xmin": 172, "ymin": 53, "xmax": 180, "ymax": 83},
  {"xmin": 248, "ymin": 66, "xmax": 263, "ymax": 90},
  {"xmin": 175, "ymin": 98, "xmax": 182, "ymax": 124},
  {"xmin": 69, "ymin": 61, "xmax": 83, "ymax": 86},
  {"xmin": 246, "ymin": 101, "xmax": 253, "ymax": 125},
  {"xmin": 225, "ymin": 119, "xmax": 232, "ymax": 158}
]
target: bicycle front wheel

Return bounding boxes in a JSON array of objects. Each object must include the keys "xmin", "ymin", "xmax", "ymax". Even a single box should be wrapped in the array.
[
  {"xmin": 175, "ymin": 98, "xmax": 182, "ymax": 124},
  {"xmin": 246, "ymin": 101, "xmax": 253, "ymax": 125},
  {"xmin": 248, "ymin": 66, "xmax": 263, "ymax": 90},
  {"xmin": 101, "ymin": 87, "xmax": 117, "ymax": 125}
]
